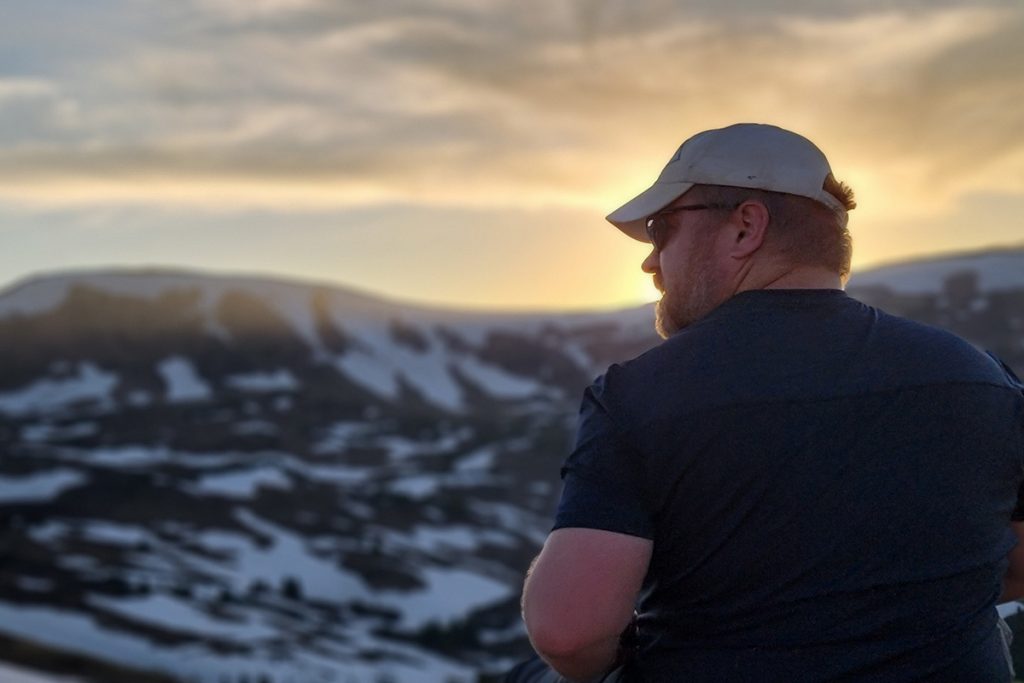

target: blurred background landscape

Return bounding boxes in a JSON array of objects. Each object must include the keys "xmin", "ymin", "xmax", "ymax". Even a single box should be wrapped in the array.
[{"xmin": 1, "ymin": 0, "xmax": 1022, "ymax": 681}]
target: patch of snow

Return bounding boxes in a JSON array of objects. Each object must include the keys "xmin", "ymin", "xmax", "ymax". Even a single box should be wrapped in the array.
[
  {"xmin": 191, "ymin": 466, "xmax": 292, "ymax": 498},
  {"xmin": 0, "ymin": 662, "xmax": 85, "ymax": 683},
  {"xmin": 478, "ymin": 619, "xmax": 527, "ymax": 646},
  {"xmin": 0, "ymin": 469, "xmax": 86, "ymax": 504},
  {"xmin": 157, "ymin": 356, "xmax": 212, "ymax": 403},
  {"xmin": 0, "ymin": 277, "xmax": 74, "ymax": 317},
  {"xmin": 81, "ymin": 521, "xmax": 150, "ymax": 547},
  {"xmin": 389, "ymin": 475, "xmax": 441, "ymax": 499},
  {"xmin": 171, "ymin": 451, "xmax": 246, "ymax": 469},
  {"xmin": 88, "ymin": 593, "xmax": 279, "ymax": 640},
  {"xmin": 337, "ymin": 324, "xmax": 463, "ymax": 411},
  {"xmin": 849, "ymin": 252, "xmax": 1024, "ymax": 294},
  {"xmin": 56, "ymin": 445, "xmax": 256, "ymax": 470},
  {"xmin": 456, "ymin": 356, "xmax": 546, "ymax": 399},
  {"xmin": 311, "ymin": 420, "xmax": 375, "ymax": 455},
  {"xmin": 83, "ymin": 445, "xmax": 172, "ymax": 467},
  {"xmin": 470, "ymin": 502, "xmax": 550, "ymax": 546},
  {"xmin": 298, "ymin": 463, "xmax": 373, "ymax": 485},
  {"xmin": 379, "ymin": 566, "xmax": 512, "ymax": 630},
  {"xmin": 455, "ymin": 446, "xmax": 497, "ymax": 473},
  {"xmin": 225, "ymin": 369, "xmax": 299, "ymax": 392},
  {"xmin": 0, "ymin": 598, "xmax": 476, "ymax": 683},
  {"xmin": 0, "ymin": 363, "xmax": 117, "ymax": 417},
  {"xmin": 379, "ymin": 427, "xmax": 474, "ymax": 461},
  {"xmin": 388, "ymin": 525, "xmax": 516, "ymax": 553},
  {"xmin": 20, "ymin": 421, "xmax": 99, "ymax": 443},
  {"xmin": 559, "ymin": 341, "xmax": 594, "ymax": 374},
  {"xmin": 336, "ymin": 349, "xmax": 400, "ymax": 399},
  {"xmin": 193, "ymin": 509, "xmax": 371, "ymax": 602}
]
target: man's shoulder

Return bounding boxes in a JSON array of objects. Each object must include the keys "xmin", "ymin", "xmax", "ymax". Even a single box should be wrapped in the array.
[
  {"xmin": 864, "ymin": 304, "xmax": 1012, "ymax": 384},
  {"xmin": 594, "ymin": 293, "xmax": 1015, "ymax": 408}
]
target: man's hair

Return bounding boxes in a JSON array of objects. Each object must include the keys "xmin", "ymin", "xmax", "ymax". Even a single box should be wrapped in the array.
[{"xmin": 690, "ymin": 180, "xmax": 855, "ymax": 280}]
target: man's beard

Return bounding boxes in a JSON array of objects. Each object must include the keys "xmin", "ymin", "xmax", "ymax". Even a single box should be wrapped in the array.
[{"xmin": 654, "ymin": 250, "xmax": 720, "ymax": 339}]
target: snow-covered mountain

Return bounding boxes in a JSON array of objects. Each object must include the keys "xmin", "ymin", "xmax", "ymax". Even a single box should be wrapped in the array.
[
  {"xmin": 0, "ymin": 247, "xmax": 1021, "ymax": 683},
  {"xmin": 0, "ymin": 269, "xmax": 655, "ymax": 418},
  {"xmin": 0, "ymin": 269, "xmax": 657, "ymax": 683}
]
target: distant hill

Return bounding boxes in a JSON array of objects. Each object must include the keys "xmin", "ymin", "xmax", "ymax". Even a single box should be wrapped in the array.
[{"xmin": 0, "ymin": 247, "xmax": 1021, "ymax": 682}]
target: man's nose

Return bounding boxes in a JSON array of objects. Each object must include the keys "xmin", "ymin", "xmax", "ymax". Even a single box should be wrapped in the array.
[{"xmin": 641, "ymin": 248, "xmax": 659, "ymax": 274}]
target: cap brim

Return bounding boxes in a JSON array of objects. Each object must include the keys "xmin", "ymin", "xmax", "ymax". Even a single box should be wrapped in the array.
[{"xmin": 605, "ymin": 181, "xmax": 695, "ymax": 242}]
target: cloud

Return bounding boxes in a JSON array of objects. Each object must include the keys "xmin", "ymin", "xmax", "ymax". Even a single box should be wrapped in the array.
[{"xmin": 0, "ymin": 0, "xmax": 1020, "ymax": 220}]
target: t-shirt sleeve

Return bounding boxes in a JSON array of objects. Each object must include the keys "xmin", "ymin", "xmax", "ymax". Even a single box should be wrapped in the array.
[{"xmin": 552, "ymin": 375, "xmax": 654, "ymax": 539}]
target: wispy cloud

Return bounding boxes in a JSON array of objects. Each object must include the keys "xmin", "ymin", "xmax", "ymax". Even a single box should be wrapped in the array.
[
  {"xmin": 1, "ymin": 0, "xmax": 1021, "ymax": 307},
  {"xmin": 0, "ymin": 1, "xmax": 1020, "ymax": 217}
]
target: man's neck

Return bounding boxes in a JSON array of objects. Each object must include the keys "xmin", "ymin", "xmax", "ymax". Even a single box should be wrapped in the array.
[
  {"xmin": 759, "ymin": 266, "xmax": 843, "ymax": 290},
  {"xmin": 730, "ymin": 257, "xmax": 843, "ymax": 294}
]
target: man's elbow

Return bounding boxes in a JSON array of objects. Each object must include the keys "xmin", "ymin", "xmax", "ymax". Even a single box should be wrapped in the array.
[
  {"xmin": 525, "ymin": 608, "xmax": 622, "ymax": 674},
  {"xmin": 526, "ymin": 618, "xmax": 589, "ymax": 661},
  {"xmin": 526, "ymin": 618, "xmax": 619, "ymax": 680}
]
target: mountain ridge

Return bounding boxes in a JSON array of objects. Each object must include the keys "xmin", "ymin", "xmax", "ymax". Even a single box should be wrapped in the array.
[{"xmin": 4, "ymin": 242, "xmax": 1020, "ymax": 319}]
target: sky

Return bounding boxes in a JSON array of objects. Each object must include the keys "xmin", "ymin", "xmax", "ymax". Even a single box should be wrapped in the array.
[{"xmin": 0, "ymin": 0, "xmax": 1022, "ymax": 311}]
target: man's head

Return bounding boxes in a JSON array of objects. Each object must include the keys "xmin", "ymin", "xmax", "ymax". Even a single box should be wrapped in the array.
[{"xmin": 607, "ymin": 123, "xmax": 856, "ymax": 337}]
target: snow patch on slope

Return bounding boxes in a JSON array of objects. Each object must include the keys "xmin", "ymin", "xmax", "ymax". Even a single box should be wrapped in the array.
[
  {"xmin": 88, "ymin": 594, "xmax": 279, "ymax": 641},
  {"xmin": 0, "ymin": 363, "xmax": 117, "ymax": 417},
  {"xmin": 380, "ymin": 567, "xmax": 512, "ymax": 630},
  {"xmin": 337, "ymin": 321, "xmax": 560, "ymax": 411},
  {"xmin": 849, "ymin": 252, "xmax": 1024, "ymax": 294},
  {"xmin": 157, "ymin": 356, "xmax": 212, "ymax": 402},
  {"xmin": 337, "ymin": 322, "xmax": 464, "ymax": 411},
  {"xmin": 0, "ymin": 662, "xmax": 85, "ymax": 683},
  {"xmin": 225, "ymin": 369, "xmax": 298, "ymax": 392},
  {"xmin": 0, "ymin": 469, "xmax": 86, "ymax": 504},
  {"xmin": 191, "ymin": 466, "xmax": 292, "ymax": 498}
]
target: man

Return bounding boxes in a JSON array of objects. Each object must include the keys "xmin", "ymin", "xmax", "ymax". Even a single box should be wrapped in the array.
[{"xmin": 511, "ymin": 123, "xmax": 1024, "ymax": 682}]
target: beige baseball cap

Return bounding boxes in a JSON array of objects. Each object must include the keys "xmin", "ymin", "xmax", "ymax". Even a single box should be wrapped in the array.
[{"xmin": 606, "ymin": 123, "xmax": 847, "ymax": 242}]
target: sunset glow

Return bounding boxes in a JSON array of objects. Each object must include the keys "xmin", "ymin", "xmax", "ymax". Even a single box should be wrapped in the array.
[{"xmin": 0, "ymin": 1, "xmax": 1021, "ymax": 310}]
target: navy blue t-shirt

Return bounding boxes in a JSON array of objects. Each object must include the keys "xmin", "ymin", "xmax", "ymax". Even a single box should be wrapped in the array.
[{"xmin": 555, "ymin": 289, "xmax": 1024, "ymax": 682}]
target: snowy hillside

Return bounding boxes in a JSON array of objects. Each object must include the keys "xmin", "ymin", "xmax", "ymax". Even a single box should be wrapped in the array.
[
  {"xmin": 0, "ymin": 269, "xmax": 658, "ymax": 683},
  {"xmin": 0, "ymin": 268, "xmax": 654, "ymax": 417},
  {"xmin": 0, "ymin": 248, "xmax": 1021, "ymax": 683}
]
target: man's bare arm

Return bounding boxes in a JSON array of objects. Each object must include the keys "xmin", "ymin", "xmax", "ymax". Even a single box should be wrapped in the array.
[{"xmin": 522, "ymin": 528, "xmax": 652, "ymax": 680}]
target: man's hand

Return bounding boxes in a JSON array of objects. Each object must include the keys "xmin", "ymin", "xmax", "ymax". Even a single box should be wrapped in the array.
[{"xmin": 521, "ymin": 527, "xmax": 652, "ymax": 680}]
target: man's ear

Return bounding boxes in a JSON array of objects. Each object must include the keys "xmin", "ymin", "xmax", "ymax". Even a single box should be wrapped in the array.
[{"xmin": 728, "ymin": 200, "xmax": 769, "ymax": 259}]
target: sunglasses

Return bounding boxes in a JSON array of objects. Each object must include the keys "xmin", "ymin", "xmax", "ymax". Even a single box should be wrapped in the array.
[{"xmin": 644, "ymin": 203, "xmax": 738, "ymax": 251}]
